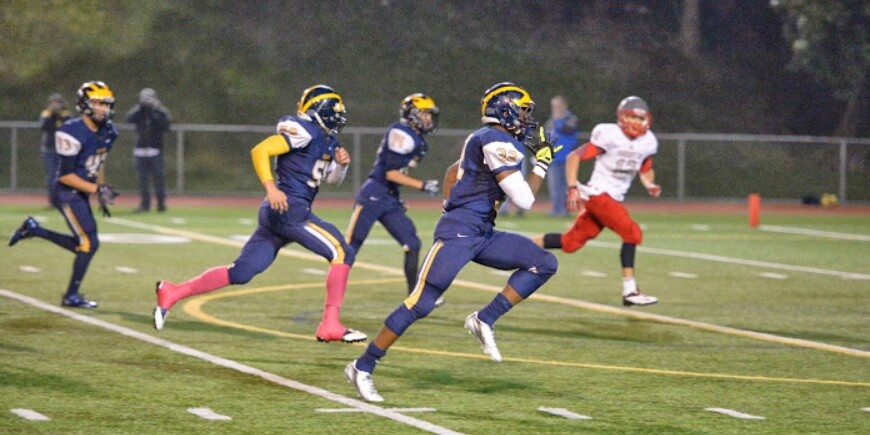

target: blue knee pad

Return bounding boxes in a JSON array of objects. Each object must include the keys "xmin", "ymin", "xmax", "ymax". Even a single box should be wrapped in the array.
[
  {"xmin": 384, "ymin": 292, "xmax": 438, "ymax": 336},
  {"xmin": 507, "ymin": 251, "xmax": 558, "ymax": 298},
  {"xmin": 228, "ymin": 261, "xmax": 256, "ymax": 285}
]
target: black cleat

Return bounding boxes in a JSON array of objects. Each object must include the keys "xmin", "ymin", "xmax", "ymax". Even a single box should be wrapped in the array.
[
  {"xmin": 62, "ymin": 294, "xmax": 98, "ymax": 309},
  {"xmin": 9, "ymin": 216, "xmax": 39, "ymax": 247}
]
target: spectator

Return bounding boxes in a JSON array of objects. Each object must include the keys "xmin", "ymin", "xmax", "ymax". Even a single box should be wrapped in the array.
[
  {"xmin": 544, "ymin": 96, "xmax": 580, "ymax": 217},
  {"xmin": 126, "ymin": 88, "xmax": 171, "ymax": 212},
  {"xmin": 39, "ymin": 93, "xmax": 71, "ymax": 206}
]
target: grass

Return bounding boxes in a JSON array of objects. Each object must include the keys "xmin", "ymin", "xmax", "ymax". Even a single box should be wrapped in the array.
[{"xmin": 1, "ymin": 203, "xmax": 868, "ymax": 433}]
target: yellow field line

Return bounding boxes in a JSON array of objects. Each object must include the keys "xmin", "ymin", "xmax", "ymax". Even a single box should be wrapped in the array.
[
  {"xmin": 108, "ymin": 217, "xmax": 870, "ymax": 358},
  {"xmin": 182, "ymin": 282, "xmax": 869, "ymax": 388}
]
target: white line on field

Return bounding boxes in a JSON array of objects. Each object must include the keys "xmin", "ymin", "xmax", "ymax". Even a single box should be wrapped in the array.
[
  {"xmin": 104, "ymin": 218, "xmax": 870, "ymax": 358},
  {"xmin": 301, "ymin": 268, "xmax": 326, "ymax": 276},
  {"xmin": 862, "ymin": 407, "xmax": 870, "ymax": 412},
  {"xmin": 9, "ymin": 408, "xmax": 50, "ymax": 421},
  {"xmin": 187, "ymin": 407, "xmax": 232, "ymax": 421},
  {"xmin": 537, "ymin": 407, "xmax": 592, "ymax": 420},
  {"xmin": 115, "ymin": 266, "xmax": 139, "ymax": 274},
  {"xmin": 759, "ymin": 272, "xmax": 788, "ymax": 280},
  {"xmin": 32, "ymin": 215, "xmax": 48, "ymax": 223},
  {"xmin": 691, "ymin": 224, "xmax": 711, "ymax": 231},
  {"xmin": 581, "ymin": 270, "xmax": 608, "ymax": 278},
  {"xmin": 490, "ymin": 270, "xmax": 513, "ymax": 277},
  {"xmin": 704, "ymin": 408, "xmax": 765, "ymax": 420},
  {"xmin": 238, "ymin": 218, "xmax": 254, "ymax": 225},
  {"xmin": 0, "ymin": 289, "xmax": 462, "ymax": 435},
  {"xmin": 668, "ymin": 271, "xmax": 698, "ymax": 279},
  {"xmin": 169, "ymin": 217, "xmax": 187, "ymax": 225},
  {"xmin": 18, "ymin": 265, "xmax": 40, "ymax": 273},
  {"xmin": 316, "ymin": 407, "xmax": 436, "ymax": 413},
  {"xmin": 758, "ymin": 225, "xmax": 870, "ymax": 242}
]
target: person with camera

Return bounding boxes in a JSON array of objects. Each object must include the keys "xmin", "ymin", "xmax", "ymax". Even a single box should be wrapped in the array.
[{"xmin": 126, "ymin": 88, "xmax": 171, "ymax": 212}]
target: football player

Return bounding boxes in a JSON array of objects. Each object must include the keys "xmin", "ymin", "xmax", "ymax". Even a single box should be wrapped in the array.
[
  {"xmin": 345, "ymin": 83, "xmax": 559, "ymax": 402},
  {"xmin": 535, "ymin": 96, "xmax": 661, "ymax": 306},
  {"xmin": 345, "ymin": 93, "xmax": 441, "ymax": 298},
  {"xmin": 9, "ymin": 81, "xmax": 119, "ymax": 308},
  {"xmin": 152, "ymin": 85, "xmax": 366, "ymax": 343}
]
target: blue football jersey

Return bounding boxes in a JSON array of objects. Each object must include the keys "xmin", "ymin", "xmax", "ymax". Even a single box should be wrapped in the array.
[
  {"xmin": 273, "ymin": 114, "xmax": 341, "ymax": 204},
  {"xmin": 438, "ymin": 126, "xmax": 525, "ymax": 236},
  {"xmin": 359, "ymin": 122, "xmax": 427, "ymax": 198},
  {"xmin": 54, "ymin": 118, "xmax": 118, "ymax": 183}
]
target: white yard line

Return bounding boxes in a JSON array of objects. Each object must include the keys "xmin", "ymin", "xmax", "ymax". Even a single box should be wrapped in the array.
[
  {"xmin": 759, "ymin": 272, "xmax": 788, "ymax": 280},
  {"xmin": 187, "ymin": 407, "xmax": 232, "ymax": 421},
  {"xmin": 301, "ymin": 268, "xmax": 327, "ymax": 276},
  {"xmin": 537, "ymin": 407, "xmax": 592, "ymax": 420},
  {"xmin": 316, "ymin": 407, "xmax": 436, "ymax": 413},
  {"xmin": 704, "ymin": 408, "xmax": 765, "ymax": 420},
  {"xmin": 0, "ymin": 289, "xmax": 462, "ymax": 435},
  {"xmin": 581, "ymin": 270, "xmax": 608, "ymax": 278},
  {"xmin": 18, "ymin": 265, "xmax": 40, "ymax": 273},
  {"xmin": 862, "ymin": 407, "xmax": 870, "ymax": 412},
  {"xmin": 9, "ymin": 408, "xmax": 50, "ymax": 421},
  {"xmin": 115, "ymin": 266, "xmax": 139, "ymax": 274},
  {"xmin": 668, "ymin": 271, "xmax": 698, "ymax": 279},
  {"xmin": 759, "ymin": 225, "xmax": 870, "ymax": 242},
  {"xmin": 103, "ymin": 218, "xmax": 870, "ymax": 358}
]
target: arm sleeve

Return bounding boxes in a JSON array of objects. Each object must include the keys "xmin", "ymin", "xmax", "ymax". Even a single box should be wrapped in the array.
[
  {"xmin": 640, "ymin": 156, "xmax": 654, "ymax": 173},
  {"xmin": 498, "ymin": 171, "xmax": 535, "ymax": 210},
  {"xmin": 572, "ymin": 142, "xmax": 604, "ymax": 161},
  {"xmin": 250, "ymin": 134, "xmax": 291, "ymax": 183},
  {"xmin": 325, "ymin": 161, "xmax": 348, "ymax": 184}
]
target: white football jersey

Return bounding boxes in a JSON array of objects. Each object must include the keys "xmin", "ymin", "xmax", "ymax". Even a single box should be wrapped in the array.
[{"xmin": 578, "ymin": 123, "xmax": 657, "ymax": 202}]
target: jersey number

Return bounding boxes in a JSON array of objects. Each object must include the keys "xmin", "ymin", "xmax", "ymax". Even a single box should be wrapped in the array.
[
  {"xmin": 84, "ymin": 153, "xmax": 108, "ymax": 178},
  {"xmin": 307, "ymin": 159, "xmax": 329, "ymax": 188}
]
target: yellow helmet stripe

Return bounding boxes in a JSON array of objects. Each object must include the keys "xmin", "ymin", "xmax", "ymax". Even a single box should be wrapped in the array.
[
  {"xmin": 300, "ymin": 92, "xmax": 344, "ymax": 113},
  {"xmin": 412, "ymin": 97, "xmax": 437, "ymax": 110},
  {"xmin": 481, "ymin": 85, "xmax": 531, "ymax": 114}
]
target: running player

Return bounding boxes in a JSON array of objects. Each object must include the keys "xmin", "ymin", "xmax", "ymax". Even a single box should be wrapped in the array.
[
  {"xmin": 346, "ymin": 93, "xmax": 440, "ymax": 297},
  {"xmin": 152, "ymin": 85, "xmax": 366, "ymax": 343},
  {"xmin": 535, "ymin": 96, "xmax": 661, "ymax": 306},
  {"xmin": 9, "ymin": 81, "xmax": 119, "ymax": 308},
  {"xmin": 345, "ymin": 82, "xmax": 559, "ymax": 402}
]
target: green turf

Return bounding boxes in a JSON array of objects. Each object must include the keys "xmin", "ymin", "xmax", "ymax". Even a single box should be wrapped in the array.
[{"xmin": 1, "ymin": 204, "xmax": 868, "ymax": 433}]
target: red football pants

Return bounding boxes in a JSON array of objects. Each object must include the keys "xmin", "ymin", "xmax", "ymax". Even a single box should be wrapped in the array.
[{"xmin": 561, "ymin": 194, "xmax": 643, "ymax": 253}]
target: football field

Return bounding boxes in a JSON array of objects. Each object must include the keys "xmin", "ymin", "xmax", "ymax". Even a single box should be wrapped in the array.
[{"xmin": 1, "ymin": 201, "xmax": 868, "ymax": 433}]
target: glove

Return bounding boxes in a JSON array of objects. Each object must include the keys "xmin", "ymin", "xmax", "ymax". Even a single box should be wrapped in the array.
[
  {"xmin": 646, "ymin": 184, "xmax": 662, "ymax": 198},
  {"xmin": 97, "ymin": 183, "xmax": 119, "ymax": 217},
  {"xmin": 421, "ymin": 179, "xmax": 440, "ymax": 195},
  {"xmin": 524, "ymin": 126, "xmax": 562, "ymax": 178},
  {"xmin": 566, "ymin": 186, "xmax": 584, "ymax": 213}
]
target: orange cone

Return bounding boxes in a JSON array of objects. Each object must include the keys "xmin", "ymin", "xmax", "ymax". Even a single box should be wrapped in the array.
[{"xmin": 748, "ymin": 193, "xmax": 761, "ymax": 228}]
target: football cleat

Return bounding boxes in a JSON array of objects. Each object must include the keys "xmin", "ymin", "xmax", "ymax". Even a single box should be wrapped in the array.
[
  {"xmin": 316, "ymin": 324, "xmax": 368, "ymax": 343},
  {"xmin": 434, "ymin": 295, "xmax": 446, "ymax": 308},
  {"xmin": 9, "ymin": 216, "xmax": 39, "ymax": 247},
  {"xmin": 345, "ymin": 360, "xmax": 384, "ymax": 402},
  {"xmin": 464, "ymin": 312, "xmax": 502, "ymax": 362},
  {"xmin": 153, "ymin": 306, "xmax": 168, "ymax": 330},
  {"xmin": 622, "ymin": 291, "xmax": 658, "ymax": 307},
  {"xmin": 62, "ymin": 294, "xmax": 98, "ymax": 309}
]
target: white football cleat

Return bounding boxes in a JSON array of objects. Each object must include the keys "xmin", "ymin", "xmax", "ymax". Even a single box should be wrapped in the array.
[
  {"xmin": 434, "ymin": 296, "xmax": 446, "ymax": 308},
  {"xmin": 345, "ymin": 360, "xmax": 384, "ymax": 402},
  {"xmin": 622, "ymin": 291, "xmax": 658, "ymax": 307},
  {"xmin": 153, "ymin": 306, "xmax": 168, "ymax": 330},
  {"xmin": 464, "ymin": 312, "xmax": 502, "ymax": 362}
]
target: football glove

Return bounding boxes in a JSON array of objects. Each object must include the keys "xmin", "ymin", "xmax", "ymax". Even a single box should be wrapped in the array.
[
  {"xmin": 524, "ymin": 126, "xmax": 562, "ymax": 177},
  {"xmin": 97, "ymin": 183, "xmax": 118, "ymax": 217},
  {"xmin": 566, "ymin": 186, "xmax": 584, "ymax": 213},
  {"xmin": 421, "ymin": 179, "xmax": 440, "ymax": 195}
]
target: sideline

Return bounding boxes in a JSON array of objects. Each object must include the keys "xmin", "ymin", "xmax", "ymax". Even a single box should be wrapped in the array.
[
  {"xmin": 106, "ymin": 218, "xmax": 870, "ymax": 358},
  {"xmin": 182, "ymin": 282, "xmax": 870, "ymax": 387},
  {"xmin": 0, "ymin": 289, "xmax": 461, "ymax": 435},
  {"xmin": 758, "ymin": 224, "xmax": 870, "ymax": 242}
]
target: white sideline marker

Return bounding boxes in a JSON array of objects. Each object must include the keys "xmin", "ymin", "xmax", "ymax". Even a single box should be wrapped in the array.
[
  {"xmin": 705, "ymin": 408, "xmax": 765, "ymax": 420},
  {"xmin": 229, "ymin": 234, "xmax": 251, "ymax": 242},
  {"xmin": 668, "ymin": 271, "xmax": 698, "ymax": 279},
  {"xmin": 187, "ymin": 407, "xmax": 231, "ymax": 421},
  {"xmin": 316, "ymin": 407, "xmax": 436, "ymax": 413},
  {"xmin": 9, "ymin": 408, "xmax": 50, "ymax": 421},
  {"xmin": 691, "ymin": 224, "xmax": 711, "ymax": 231},
  {"xmin": 169, "ymin": 217, "xmax": 187, "ymax": 225},
  {"xmin": 581, "ymin": 270, "xmax": 608, "ymax": 278},
  {"xmin": 301, "ymin": 268, "xmax": 326, "ymax": 276},
  {"xmin": 115, "ymin": 266, "xmax": 139, "ymax": 274},
  {"xmin": 32, "ymin": 215, "xmax": 49, "ymax": 223},
  {"xmin": 18, "ymin": 265, "xmax": 40, "ymax": 273},
  {"xmin": 238, "ymin": 218, "xmax": 254, "ymax": 225},
  {"xmin": 862, "ymin": 407, "xmax": 870, "ymax": 412},
  {"xmin": 0, "ymin": 289, "xmax": 461, "ymax": 435},
  {"xmin": 759, "ymin": 272, "xmax": 788, "ymax": 280},
  {"xmin": 490, "ymin": 270, "xmax": 513, "ymax": 277},
  {"xmin": 537, "ymin": 407, "xmax": 592, "ymax": 420},
  {"xmin": 758, "ymin": 225, "xmax": 870, "ymax": 242}
]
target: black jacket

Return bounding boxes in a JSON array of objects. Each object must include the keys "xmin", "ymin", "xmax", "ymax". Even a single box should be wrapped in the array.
[{"xmin": 126, "ymin": 105, "xmax": 171, "ymax": 150}]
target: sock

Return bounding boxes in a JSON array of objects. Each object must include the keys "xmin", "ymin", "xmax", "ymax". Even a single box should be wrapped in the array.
[
  {"xmin": 620, "ymin": 243, "xmax": 636, "ymax": 268},
  {"xmin": 403, "ymin": 248, "xmax": 419, "ymax": 294},
  {"xmin": 161, "ymin": 266, "xmax": 230, "ymax": 309},
  {"xmin": 622, "ymin": 277, "xmax": 637, "ymax": 296},
  {"xmin": 477, "ymin": 293, "xmax": 514, "ymax": 327},
  {"xmin": 31, "ymin": 227, "xmax": 78, "ymax": 253},
  {"xmin": 356, "ymin": 342, "xmax": 387, "ymax": 374},
  {"xmin": 64, "ymin": 252, "xmax": 94, "ymax": 298},
  {"xmin": 542, "ymin": 233, "xmax": 563, "ymax": 249},
  {"xmin": 322, "ymin": 263, "xmax": 351, "ymax": 326}
]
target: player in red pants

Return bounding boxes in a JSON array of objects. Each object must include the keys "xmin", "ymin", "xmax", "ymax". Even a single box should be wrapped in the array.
[
  {"xmin": 152, "ymin": 85, "xmax": 366, "ymax": 342},
  {"xmin": 535, "ymin": 96, "xmax": 661, "ymax": 306}
]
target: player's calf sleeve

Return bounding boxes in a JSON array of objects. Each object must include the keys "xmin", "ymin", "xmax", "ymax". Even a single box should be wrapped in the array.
[
  {"xmin": 542, "ymin": 233, "xmax": 563, "ymax": 249},
  {"xmin": 356, "ymin": 342, "xmax": 387, "ymax": 374},
  {"xmin": 170, "ymin": 267, "xmax": 231, "ymax": 307},
  {"xmin": 403, "ymin": 248, "xmax": 420, "ymax": 294},
  {"xmin": 477, "ymin": 293, "xmax": 513, "ymax": 327},
  {"xmin": 64, "ymin": 252, "xmax": 95, "ymax": 297},
  {"xmin": 620, "ymin": 243, "xmax": 636, "ymax": 268},
  {"xmin": 322, "ymin": 263, "xmax": 351, "ymax": 325}
]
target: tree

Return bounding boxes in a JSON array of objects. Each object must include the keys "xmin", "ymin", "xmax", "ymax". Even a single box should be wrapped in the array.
[
  {"xmin": 772, "ymin": 0, "xmax": 869, "ymax": 136},
  {"xmin": 679, "ymin": 0, "xmax": 701, "ymax": 58}
]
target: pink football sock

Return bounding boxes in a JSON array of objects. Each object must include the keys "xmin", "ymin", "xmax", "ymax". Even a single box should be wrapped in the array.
[
  {"xmin": 321, "ymin": 263, "xmax": 350, "ymax": 327},
  {"xmin": 159, "ymin": 266, "xmax": 230, "ymax": 310}
]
